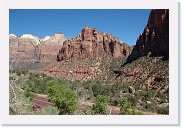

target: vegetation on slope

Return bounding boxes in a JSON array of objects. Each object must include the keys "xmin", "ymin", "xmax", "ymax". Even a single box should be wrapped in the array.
[{"xmin": 9, "ymin": 55, "xmax": 169, "ymax": 115}]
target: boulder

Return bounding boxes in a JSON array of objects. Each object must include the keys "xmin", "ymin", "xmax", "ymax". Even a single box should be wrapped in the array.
[
  {"xmin": 140, "ymin": 85, "xmax": 146, "ymax": 90},
  {"xmin": 128, "ymin": 86, "xmax": 135, "ymax": 94},
  {"xmin": 158, "ymin": 103, "xmax": 169, "ymax": 108},
  {"xmin": 146, "ymin": 101, "xmax": 152, "ymax": 105}
]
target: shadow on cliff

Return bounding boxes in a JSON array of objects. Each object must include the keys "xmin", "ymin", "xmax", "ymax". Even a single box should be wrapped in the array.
[
  {"xmin": 121, "ymin": 43, "xmax": 169, "ymax": 68},
  {"xmin": 121, "ymin": 9, "xmax": 169, "ymax": 67}
]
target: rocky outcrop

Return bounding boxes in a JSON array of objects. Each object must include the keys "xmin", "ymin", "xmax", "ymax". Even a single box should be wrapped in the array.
[
  {"xmin": 57, "ymin": 26, "xmax": 132, "ymax": 61},
  {"xmin": 9, "ymin": 34, "xmax": 17, "ymax": 39},
  {"xmin": 9, "ymin": 33, "xmax": 66, "ymax": 62},
  {"xmin": 128, "ymin": 86, "xmax": 135, "ymax": 93},
  {"xmin": 35, "ymin": 33, "xmax": 66, "ymax": 62},
  {"xmin": 127, "ymin": 9, "xmax": 169, "ymax": 62},
  {"xmin": 21, "ymin": 34, "xmax": 41, "ymax": 45},
  {"xmin": 41, "ymin": 36, "xmax": 51, "ymax": 42},
  {"xmin": 41, "ymin": 33, "xmax": 66, "ymax": 45}
]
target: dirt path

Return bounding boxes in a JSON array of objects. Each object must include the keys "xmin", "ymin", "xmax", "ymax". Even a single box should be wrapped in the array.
[{"xmin": 33, "ymin": 95, "xmax": 54, "ymax": 108}]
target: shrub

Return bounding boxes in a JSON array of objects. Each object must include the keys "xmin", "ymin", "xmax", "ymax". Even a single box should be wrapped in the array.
[
  {"xmin": 22, "ymin": 69, "xmax": 28, "ymax": 75},
  {"xmin": 126, "ymin": 95, "xmax": 138, "ymax": 108},
  {"xmin": 92, "ymin": 81, "xmax": 104, "ymax": 97},
  {"xmin": 24, "ymin": 87, "xmax": 34, "ymax": 100},
  {"xmin": 16, "ymin": 70, "xmax": 22, "ymax": 76},
  {"xmin": 119, "ymin": 97, "xmax": 142, "ymax": 115},
  {"xmin": 82, "ymin": 106, "xmax": 92, "ymax": 115},
  {"xmin": 127, "ymin": 108, "xmax": 143, "ymax": 115},
  {"xmin": 92, "ymin": 95, "xmax": 108, "ymax": 115},
  {"xmin": 119, "ymin": 97, "xmax": 131, "ymax": 114},
  {"xmin": 35, "ymin": 106, "xmax": 59, "ymax": 115},
  {"xmin": 47, "ymin": 80, "xmax": 77, "ymax": 115}
]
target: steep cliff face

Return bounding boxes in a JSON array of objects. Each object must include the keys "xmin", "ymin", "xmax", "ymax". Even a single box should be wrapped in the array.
[
  {"xmin": 57, "ymin": 26, "xmax": 132, "ymax": 61},
  {"xmin": 9, "ymin": 37, "xmax": 37, "ymax": 62},
  {"xmin": 9, "ymin": 33, "xmax": 66, "ymax": 62},
  {"xmin": 127, "ymin": 9, "xmax": 169, "ymax": 62}
]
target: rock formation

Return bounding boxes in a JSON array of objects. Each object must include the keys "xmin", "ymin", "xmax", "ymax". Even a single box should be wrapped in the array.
[
  {"xmin": 57, "ymin": 26, "xmax": 132, "ymax": 61},
  {"xmin": 9, "ymin": 34, "xmax": 17, "ymax": 39},
  {"xmin": 21, "ymin": 34, "xmax": 41, "ymax": 45},
  {"xmin": 41, "ymin": 33, "xmax": 66, "ymax": 45},
  {"xmin": 9, "ymin": 37, "xmax": 37, "ymax": 62},
  {"xmin": 9, "ymin": 33, "xmax": 66, "ymax": 62},
  {"xmin": 127, "ymin": 9, "xmax": 169, "ymax": 62}
]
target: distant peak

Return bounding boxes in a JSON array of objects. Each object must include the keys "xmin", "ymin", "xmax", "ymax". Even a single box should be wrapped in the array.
[
  {"xmin": 21, "ymin": 34, "xmax": 40, "ymax": 45},
  {"xmin": 53, "ymin": 32, "xmax": 64, "ymax": 36},
  {"xmin": 21, "ymin": 33, "xmax": 36, "ymax": 38},
  {"xmin": 41, "ymin": 36, "xmax": 51, "ymax": 42},
  {"xmin": 9, "ymin": 33, "xmax": 17, "ymax": 38}
]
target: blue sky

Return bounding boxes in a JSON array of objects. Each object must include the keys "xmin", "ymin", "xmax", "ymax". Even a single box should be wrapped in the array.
[{"xmin": 9, "ymin": 9, "xmax": 151, "ymax": 46}]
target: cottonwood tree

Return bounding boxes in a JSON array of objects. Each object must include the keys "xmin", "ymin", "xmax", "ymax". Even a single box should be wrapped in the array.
[{"xmin": 47, "ymin": 80, "xmax": 77, "ymax": 115}]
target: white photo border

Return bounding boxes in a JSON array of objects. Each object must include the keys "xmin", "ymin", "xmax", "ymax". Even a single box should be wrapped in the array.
[{"xmin": 0, "ymin": 0, "xmax": 179, "ymax": 125}]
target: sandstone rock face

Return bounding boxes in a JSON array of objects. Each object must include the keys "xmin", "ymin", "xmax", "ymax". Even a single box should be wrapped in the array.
[
  {"xmin": 57, "ymin": 26, "xmax": 132, "ymax": 61},
  {"xmin": 35, "ymin": 33, "xmax": 66, "ymax": 62},
  {"xmin": 127, "ymin": 9, "xmax": 169, "ymax": 62},
  {"xmin": 9, "ymin": 33, "xmax": 66, "ymax": 62},
  {"xmin": 41, "ymin": 33, "xmax": 66, "ymax": 45},
  {"xmin": 21, "ymin": 34, "xmax": 41, "ymax": 45},
  {"xmin": 9, "ymin": 37, "xmax": 37, "ymax": 62}
]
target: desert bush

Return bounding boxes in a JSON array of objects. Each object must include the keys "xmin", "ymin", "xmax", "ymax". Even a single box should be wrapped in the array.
[
  {"xmin": 35, "ymin": 106, "xmax": 59, "ymax": 115},
  {"xmin": 92, "ymin": 95, "xmax": 108, "ymax": 115},
  {"xmin": 16, "ymin": 70, "xmax": 22, "ymax": 76},
  {"xmin": 119, "ymin": 97, "xmax": 142, "ymax": 115},
  {"xmin": 82, "ymin": 106, "xmax": 92, "ymax": 115},
  {"xmin": 92, "ymin": 81, "xmax": 105, "ymax": 96},
  {"xmin": 126, "ymin": 95, "xmax": 138, "ymax": 108},
  {"xmin": 119, "ymin": 97, "xmax": 131, "ymax": 114},
  {"xmin": 126, "ymin": 108, "xmax": 143, "ymax": 115},
  {"xmin": 24, "ymin": 87, "xmax": 35, "ymax": 100}
]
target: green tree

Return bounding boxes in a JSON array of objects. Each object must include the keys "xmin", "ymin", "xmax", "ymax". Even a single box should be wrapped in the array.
[
  {"xmin": 47, "ymin": 80, "xmax": 77, "ymax": 115},
  {"xmin": 119, "ymin": 97, "xmax": 131, "ymax": 114},
  {"xmin": 119, "ymin": 97, "xmax": 142, "ymax": 115},
  {"xmin": 24, "ymin": 87, "xmax": 34, "ymax": 101},
  {"xmin": 92, "ymin": 95, "xmax": 108, "ymax": 115}
]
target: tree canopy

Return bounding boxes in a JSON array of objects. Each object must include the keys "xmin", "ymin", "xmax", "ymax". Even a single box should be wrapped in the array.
[{"xmin": 47, "ymin": 80, "xmax": 77, "ymax": 115}]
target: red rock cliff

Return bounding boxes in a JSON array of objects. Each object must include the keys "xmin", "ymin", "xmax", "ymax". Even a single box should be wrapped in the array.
[
  {"xmin": 57, "ymin": 26, "xmax": 132, "ymax": 61},
  {"xmin": 9, "ymin": 33, "xmax": 66, "ymax": 62},
  {"xmin": 127, "ymin": 9, "xmax": 169, "ymax": 62}
]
